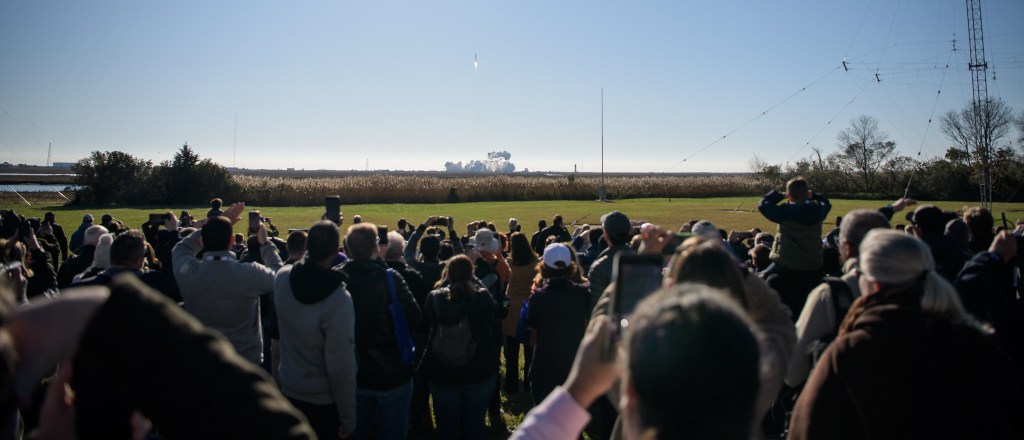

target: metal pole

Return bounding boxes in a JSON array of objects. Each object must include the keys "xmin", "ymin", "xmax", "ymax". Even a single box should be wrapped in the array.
[
  {"xmin": 599, "ymin": 88, "xmax": 606, "ymax": 201},
  {"xmin": 49, "ymin": 185, "xmax": 70, "ymax": 201},
  {"xmin": 8, "ymin": 186, "xmax": 31, "ymax": 206}
]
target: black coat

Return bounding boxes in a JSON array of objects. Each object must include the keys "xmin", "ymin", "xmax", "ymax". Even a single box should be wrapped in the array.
[
  {"xmin": 58, "ymin": 245, "xmax": 95, "ymax": 288},
  {"xmin": 920, "ymin": 232, "xmax": 969, "ymax": 282},
  {"xmin": 335, "ymin": 258, "xmax": 422, "ymax": 390},
  {"xmin": 26, "ymin": 248, "xmax": 57, "ymax": 300}
]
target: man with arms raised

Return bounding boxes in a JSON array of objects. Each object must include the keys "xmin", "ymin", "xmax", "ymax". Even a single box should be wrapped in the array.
[{"xmin": 172, "ymin": 204, "xmax": 282, "ymax": 365}]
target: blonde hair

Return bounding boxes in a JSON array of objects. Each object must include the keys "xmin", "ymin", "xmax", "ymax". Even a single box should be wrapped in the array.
[{"xmin": 858, "ymin": 229, "xmax": 978, "ymax": 328}]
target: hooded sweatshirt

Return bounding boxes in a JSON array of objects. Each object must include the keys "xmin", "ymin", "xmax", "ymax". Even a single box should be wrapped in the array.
[{"xmin": 274, "ymin": 259, "xmax": 357, "ymax": 433}]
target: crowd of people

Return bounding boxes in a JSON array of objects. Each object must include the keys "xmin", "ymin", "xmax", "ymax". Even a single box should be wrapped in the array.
[{"xmin": 0, "ymin": 178, "xmax": 1022, "ymax": 439}]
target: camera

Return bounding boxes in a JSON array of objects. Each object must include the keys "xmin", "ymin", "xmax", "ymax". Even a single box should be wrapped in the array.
[
  {"xmin": 180, "ymin": 211, "xmax": 194, "ymax": 227},
  {"xmin": 149, "ymin": 213, "xmax": 169, "ymax": 227},
  {"xmin": 434, "ymin": 217, "xmax": 449, "ymax": 227}
]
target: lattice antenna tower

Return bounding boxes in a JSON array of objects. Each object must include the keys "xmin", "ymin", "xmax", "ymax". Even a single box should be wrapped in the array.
[{"xmin": 966, "ymin": 0, "xmax": 992, "ymax": 209}]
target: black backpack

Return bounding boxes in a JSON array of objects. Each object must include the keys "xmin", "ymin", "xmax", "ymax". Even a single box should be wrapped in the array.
[
  {"xmin": 429, "ymin": 293, "xmax": 479, "ymax": 367},
  {"xmin": 805, "ymin": 277, "xmax": 855, "ymax": 364}
]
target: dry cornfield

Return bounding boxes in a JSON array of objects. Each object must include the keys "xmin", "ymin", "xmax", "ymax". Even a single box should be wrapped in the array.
[{"xmin": 229, "ymin": 173, "xmax": 767, "ymax": 206}]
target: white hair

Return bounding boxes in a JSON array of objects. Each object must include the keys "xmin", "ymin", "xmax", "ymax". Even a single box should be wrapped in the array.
[
  {"xmin": 84, "ymin": 225, "xmax": 108, "ymax": 247},
  {"xmin": 91, "ymin": 234, "xmax": 114, "ymax": 269},
  {"xmin": 858, "ymin": 229, "xmax": 978, "ymax": 328},
  {"xmin": 384, "ymin": 231, "xmax": 405, "ymax": 261}
]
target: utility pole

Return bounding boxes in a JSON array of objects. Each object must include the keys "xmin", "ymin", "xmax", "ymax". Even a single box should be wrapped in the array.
[
  {"xmin": 598, "ymin": 88, "xmax": 607, "ymax": 201},
  {"xmin": 966, "ymin": 0, "xmax": 992, "ymax": 209}
]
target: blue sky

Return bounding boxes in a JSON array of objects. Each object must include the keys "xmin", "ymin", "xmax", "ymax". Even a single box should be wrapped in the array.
[{"xmin": 2, "ymin": 1, "xmax": 1023, "ymax": 173}]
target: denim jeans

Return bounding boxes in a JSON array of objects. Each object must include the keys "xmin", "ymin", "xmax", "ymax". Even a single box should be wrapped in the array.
[
  {"xmin": 429, "ymin": 376, "xmax": 497, "ymax": 440},
  {"xmin": 352, "ymin": 379, "xmax": 413, "ymax": 440}
]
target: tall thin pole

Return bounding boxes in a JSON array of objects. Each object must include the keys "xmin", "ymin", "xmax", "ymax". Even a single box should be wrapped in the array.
[
  {"xmin": 599, "ymin": 88, "xmax": 607, "ymax": 201},
  {"xmin": 232, "ymin": 113, "xmax": 238, "ymax": 168}
]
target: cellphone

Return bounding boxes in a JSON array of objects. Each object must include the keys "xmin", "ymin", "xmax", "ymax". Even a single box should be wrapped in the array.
[
  {"xmin": 434, "ymin": 217, "xmax": 448, "ymax": 227},
  {"xmin": 149, "ymin": 213, "xmax": 167, "ymax": 226},
  {"xmin": 605, "ymin": 254, "xmax": 664, "ymax": 360},
  {"xmin": 249, "ymin": 211, "xmax": 262, "ymax": 232},
  {"xmin": 377, "ymin": 225, "xmax": 389, "ymax": 245},
  {"xmin": 325, "ymin": 196, "xmax": 342, "ymax": 224}
]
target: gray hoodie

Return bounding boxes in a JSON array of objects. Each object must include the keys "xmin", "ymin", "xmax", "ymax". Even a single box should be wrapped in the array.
[{"xmin": 274, "ymin": 260, "xmax": 358, "ymax": 434}]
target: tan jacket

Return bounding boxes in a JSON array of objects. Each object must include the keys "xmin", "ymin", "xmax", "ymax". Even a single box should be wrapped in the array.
[{"xmin": 503, "ymin": 259, "xmax": 538, "ymax": 337}]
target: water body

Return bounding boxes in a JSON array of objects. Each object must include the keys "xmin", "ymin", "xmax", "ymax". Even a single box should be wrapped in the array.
[
  {"xmin": 0, "ymin": 173, "xmax": 76, "ymax": 177},
  {"xmin": 1, "ymin": 184, "xmax": 79, "ymax": 192}
]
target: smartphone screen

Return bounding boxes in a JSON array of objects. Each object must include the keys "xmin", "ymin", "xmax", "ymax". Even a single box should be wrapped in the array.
[
  {"xmin": 149, "ymin": 213, "xmax": 166, "ymax": 226},
  {"xmin": 377, "ymin": 225, "xmax": 389, "ymax": 245},
  {"xmin": 612, "ymin": 254, "xmax": 664, "ymax": 319},
  {"xmin": 605, "ymin": 254, "xmax": 664, "ymax": 359}
]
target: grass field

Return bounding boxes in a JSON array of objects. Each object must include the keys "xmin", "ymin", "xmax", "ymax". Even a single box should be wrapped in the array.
[{"xmin": 5, "ymin": 193, "xmax": 1023, "ymax": 236}]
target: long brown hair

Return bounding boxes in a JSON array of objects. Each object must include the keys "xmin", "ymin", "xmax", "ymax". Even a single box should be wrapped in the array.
[
  {"xmin": 508, "ymin": 232, "xmax": 538, "ymax": 267},
  {"xmin": 438, "ymin": 255, "xmax": 477, "ymax": 302}
]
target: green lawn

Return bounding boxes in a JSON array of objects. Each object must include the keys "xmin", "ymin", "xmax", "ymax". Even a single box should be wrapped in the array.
[{"xmin": 8, "ymin": 196, "xmax": 1023, "ymax": 236}]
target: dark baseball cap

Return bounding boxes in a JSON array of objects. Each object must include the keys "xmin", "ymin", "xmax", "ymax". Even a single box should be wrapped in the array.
[{"xmin": 601, "ymin": 210, "xmax": 631, "ymax": 240}]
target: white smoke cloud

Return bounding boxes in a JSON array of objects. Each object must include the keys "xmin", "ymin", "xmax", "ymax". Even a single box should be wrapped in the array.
[{"xmin": 445, "ymin": 150, "xmax": 516, "ymax": 173}]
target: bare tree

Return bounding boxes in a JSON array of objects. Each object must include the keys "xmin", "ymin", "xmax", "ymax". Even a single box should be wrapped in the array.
[
  {"xmin": 835, "ymin": 115, "xmax": 896, "ymax": 191},
  {"xmin": 748, "ymin": 154, "xmax": 782, "ymax": 187},
  {"xmin": 941, "ymin": 98, "xmax": 1013, "ymax": 164},
  {"xmin": 940, "ymin": 99, "xmax": 1014, "ymax": 205}
]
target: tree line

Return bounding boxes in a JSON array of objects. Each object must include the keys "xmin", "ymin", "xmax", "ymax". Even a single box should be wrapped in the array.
[
  {"xmin": 750, "ymin": 99, "xmax": 1024, "ymax": 202},
  {"xmin": 71, "ymin": 144, "xmax": 237, "ymax": 205},
  {"xmin": 69, "ymin": 99, "xmax": 1024, "ymax": 206}
]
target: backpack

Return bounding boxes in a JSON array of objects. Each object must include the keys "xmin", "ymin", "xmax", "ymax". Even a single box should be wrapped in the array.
[
  {"xmin": 429, "ymin": 293, "xmax": 479, "ymax": 367},
  {"xmin": 765, "ymin": 276, "xmax": 855, "ymax": 438},
  {"xmin": 805, "ymin": 277, "xmax": 855, "ymax": 365}
]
